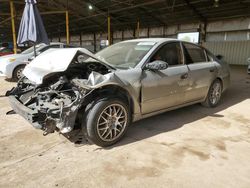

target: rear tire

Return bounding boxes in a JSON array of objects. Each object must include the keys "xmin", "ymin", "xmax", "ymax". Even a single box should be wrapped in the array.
[
  {"xmin": 202, "ymin": 79, "xmax": 222, "ymax": 108},
  {"xmin": 13, "ymin": 65, "xmax": 25, "ymax": 81},
  {"xmin": 84, "ymin": 98, "xmax": 130, "ymax": 147}
]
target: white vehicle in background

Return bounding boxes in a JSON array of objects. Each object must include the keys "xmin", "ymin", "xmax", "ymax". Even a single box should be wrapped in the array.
[{"xmin": 0, "ymin": 42, "xmax": 67, "ymax": 81}]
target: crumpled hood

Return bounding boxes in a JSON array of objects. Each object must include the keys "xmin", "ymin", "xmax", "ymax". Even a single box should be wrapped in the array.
[{"xmin": 23, "ymin": 48, "xmax": 114, "ymax": 84}]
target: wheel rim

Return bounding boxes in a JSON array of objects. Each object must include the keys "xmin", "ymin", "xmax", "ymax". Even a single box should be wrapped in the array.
[
  {"xmin": 97, "ymin": 103, "xmax": 127, "ymax": 142},
  {"xmin": 16, "ymin": 68, "xmax": 24, "ymax": 79},
  {"xmin": 209, "ymin": 82, "xmax": 222, "ymax": 105}
]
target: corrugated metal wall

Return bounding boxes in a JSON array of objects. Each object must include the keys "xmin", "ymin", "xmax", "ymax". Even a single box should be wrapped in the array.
[
  {"xmin": 51, "ymin": 18, "xmax": 250, "ymax": 62},
  {"xmin": 204, "ymin": 41, "xmax": 250, "ymax": 65}
]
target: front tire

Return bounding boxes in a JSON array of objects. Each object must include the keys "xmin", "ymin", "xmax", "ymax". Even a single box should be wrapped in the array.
[
  {"xmin": 13, "ymin": 65, "xmax": 25, "ymax": 81},
  {"xmin": 85, "ymin": 98, "xmax": 130, "ymax": 147},
  {"xmin": 202, "ymin": 79, "xmax": 222, "ymax": 107}
]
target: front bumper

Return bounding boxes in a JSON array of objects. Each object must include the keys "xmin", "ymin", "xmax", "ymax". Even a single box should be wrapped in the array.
[{"xmin": 8, "ymin": 95, "xmax": 43, "ymax": 129}]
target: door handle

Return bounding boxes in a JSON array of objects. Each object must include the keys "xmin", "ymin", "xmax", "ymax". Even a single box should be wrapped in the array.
[{"xmin": 180, "ymin": 73, "xmax": 188, "ymax": 79}]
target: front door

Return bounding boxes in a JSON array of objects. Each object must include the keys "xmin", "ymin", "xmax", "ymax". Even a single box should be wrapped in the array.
[{"xmin": 141, "ymin": 42, "xmax": 190, "ymax": 114}]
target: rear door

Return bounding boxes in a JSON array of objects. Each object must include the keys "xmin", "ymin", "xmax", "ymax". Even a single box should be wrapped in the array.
[{"xmin": 182, "ymin": 42, "xmax": 217, "ymax": 102}]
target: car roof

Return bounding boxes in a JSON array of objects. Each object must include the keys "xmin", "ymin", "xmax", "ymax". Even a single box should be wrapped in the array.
[{"xmin": 120, "ymin": 38, "xmax": 180, "ymax": 44}]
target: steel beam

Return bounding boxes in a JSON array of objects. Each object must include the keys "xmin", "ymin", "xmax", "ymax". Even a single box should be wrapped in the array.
[
  {"xmin": 66, "ymin": 10, "xmax": 70, "ymax": 45},
  {"xmin": 9, "ymin": 1, "xmax": 17, "ymax": 54},
  {"xmin": 183, "ymin": 0, "xmax": 206, "ymax": 22},
  {"xmin": 136, "ymin": 20, "xmax": 140, "ymax": 38},
  {"xmin": 46, "ymin": 0, "xmax": 165, "ymax": 29},
  {"xmin": 108, "ymin": 16, "xmax": 111, "ymax": 45}
]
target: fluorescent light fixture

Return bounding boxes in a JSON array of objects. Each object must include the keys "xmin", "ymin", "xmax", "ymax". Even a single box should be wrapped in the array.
[
  {"xmin": 214, "ymin": 0, "xmax": 219, "ymax": 7},
  {"xmin": 88, "ymin": 5, "xmax": 93, "ymax": 10}
]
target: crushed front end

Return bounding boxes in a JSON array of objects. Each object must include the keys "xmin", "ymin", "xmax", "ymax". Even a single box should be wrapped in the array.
[
  {"xmin": 5, "ymin": 49, "xmax": 115, "ymax": 136},
  {"xmin": 6, "ymin": 76, "xmax": 90, "ymax": 135}
]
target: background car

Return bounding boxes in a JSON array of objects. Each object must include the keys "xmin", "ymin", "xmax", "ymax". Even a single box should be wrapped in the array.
[
  {"xmin": 0, "ymin": 47, "xmax": 13, "ymax": 56},
  {"xmin": 0, "ymin": 42, "xmax": 68, "ymax": 81},
  {"xmin": 7, "ymin": 39, "xmax": 230, "ymax": 147}
]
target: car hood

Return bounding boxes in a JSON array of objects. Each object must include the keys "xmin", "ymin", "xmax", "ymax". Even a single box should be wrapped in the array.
[
  {"xmin": 23, "ymin": 48, "xmax": 115, "ymax": 84},
  {"xmin": 0, "ymin": 53, "xmax": 27, "ymax": 61}
]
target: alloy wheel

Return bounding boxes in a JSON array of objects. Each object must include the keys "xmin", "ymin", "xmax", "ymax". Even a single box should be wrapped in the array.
[
  {"xmin": 209, "ymin": 82, "xmax": 222, "ymax": 105},
  {"xmin": 16, "ymin": 68, "xmax": 24, "ymax": 79},
  {"xmin": 97, "ymin": 103, "xmax": 127, "ymax": 142}
]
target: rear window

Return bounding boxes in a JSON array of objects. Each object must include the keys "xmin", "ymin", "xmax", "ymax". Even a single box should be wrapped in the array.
[{"xmin": 183, "ymin": 43, "xmax": 207, "ymax": 64}]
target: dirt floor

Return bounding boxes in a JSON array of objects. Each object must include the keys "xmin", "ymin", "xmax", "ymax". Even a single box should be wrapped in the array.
[{"xmin": 0, "ymin": 66, "xmax": 249, "ymax": 188}]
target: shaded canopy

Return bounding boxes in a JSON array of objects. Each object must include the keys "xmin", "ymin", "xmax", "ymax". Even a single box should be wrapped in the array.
[
  {"xmin": 1, "ymin": 0, "xmax": 250, "ymax": 41},
  {"xmin": 17, "ymin": 0, "xmax": 49, "ymax": 45}
]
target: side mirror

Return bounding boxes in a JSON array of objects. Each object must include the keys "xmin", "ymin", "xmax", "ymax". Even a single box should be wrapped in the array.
[
  {"xmin": 145, "ymin": 60, "xmax": 168, "ymax": 71},
  {"xmin": 216, "ymin": 55, "xmax": 223, "ymax": 60}
]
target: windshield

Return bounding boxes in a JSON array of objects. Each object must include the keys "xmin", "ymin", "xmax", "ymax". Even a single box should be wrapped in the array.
[
  {"xmin": 21, "ymin": 44, "xmax": 46, "ymax": 54},
  {"xmin": 96, "ymin": 41, "xmax": 156, "ymax": 69}
]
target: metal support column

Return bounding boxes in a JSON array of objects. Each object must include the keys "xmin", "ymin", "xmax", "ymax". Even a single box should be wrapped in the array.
[
  {"xmin": 66, "ymin": 10, "xmax": 70, "ymax": 45},
  {"xmin": 93, "ymin": 33, "xmax": 96, "ymax": 52},
  {"xmin": 79, "ymin": 32, "xmax": 82, "ymax": 46},
  {"xmin": 58, "ymin": 28, "xmax": 61, "ymax": 42},
  {"xmin": 136, "ymin": 20, "xmax": 140, "ymax": 38},
  {"xmin": 10, "ymin": 1, "xmax": 17, "ymax": 54},
  {"xmin": 163, "ymin": 25, "xmax": 166, "ymax": 37},
  {"xmin": 108, "ymin": 16, "xmax": 111, "ymax": 45},
  {"xmin": 203, "ymin": 22, "xmax": 207, "ymax": 43}
]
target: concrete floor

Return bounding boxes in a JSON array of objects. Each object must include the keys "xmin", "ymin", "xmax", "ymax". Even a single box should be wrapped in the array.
[{"xmin": 0, "ymin": 66, "xmax": 249, "ymax": 188}]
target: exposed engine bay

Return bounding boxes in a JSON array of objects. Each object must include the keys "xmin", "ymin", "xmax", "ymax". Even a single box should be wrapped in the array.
[{"xmin": 6, "ymin": 53, "xmax": 112, "ymax": 135}]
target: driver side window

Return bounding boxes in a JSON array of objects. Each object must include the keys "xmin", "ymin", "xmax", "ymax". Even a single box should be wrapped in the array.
[{"xmin": 151, "ymin": 42, "xmax": 182, "ymax": 66}]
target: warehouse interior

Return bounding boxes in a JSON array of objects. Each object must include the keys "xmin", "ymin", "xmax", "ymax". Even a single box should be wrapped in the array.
[
  {"xmin": 0, "ymin": 0, "xmax": 250, "ymax": 187},
  {"xmin": 1, "ymin": 0, "xmax": 250, "ymax": 64}
]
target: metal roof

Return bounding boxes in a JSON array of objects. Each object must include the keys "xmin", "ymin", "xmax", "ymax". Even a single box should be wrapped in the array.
[{"xmin": 1, "ymin": 0, "xmax": 250, "ymax": 41}]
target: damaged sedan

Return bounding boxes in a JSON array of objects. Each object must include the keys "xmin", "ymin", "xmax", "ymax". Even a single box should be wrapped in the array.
[{"xmin": 6, "ymin": 39, "xmax": 230, "ymax": 147}]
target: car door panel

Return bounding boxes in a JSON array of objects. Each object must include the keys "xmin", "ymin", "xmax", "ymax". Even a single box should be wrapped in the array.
[
  {"xmin": 186, "ymin": 62, "xmax": 217, "ymax": 101},
  {"xmin": 140, "ymin": 42, "xmax": 193, "ymax": 114},
  {"xmin": 181, "ymin": 42, "xmax": 217, "ymax": 102},
  {"xmin": 141, "ymin": 65, "xmax": 189, "ymax": 114}
]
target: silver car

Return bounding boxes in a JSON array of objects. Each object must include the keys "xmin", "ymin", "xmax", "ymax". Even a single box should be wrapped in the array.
[{"xmin": 6, "ymin": 38, "xmax": 230, "ymax": 147}]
